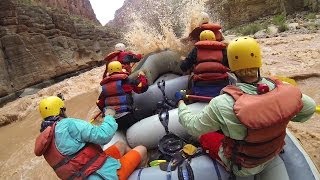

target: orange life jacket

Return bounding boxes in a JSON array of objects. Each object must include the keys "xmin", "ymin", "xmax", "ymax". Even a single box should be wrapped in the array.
[
  {"xmin": 34, "ymin": 123, "xmax": 107, "ymax": 180},
  {"xmin": 189, "ymin": 23, "xmax": 223, "ymax": 42},
  {"xmin": 221, "ymin": 78, "xmax": 303, "ymax": 168},
  {"xmin": 100, "ymin": 73, "xmax": 133, "ymax": 113},
  {"xmin": 193, "ymin": 40, "xmax": 229, "ymax": 82}
]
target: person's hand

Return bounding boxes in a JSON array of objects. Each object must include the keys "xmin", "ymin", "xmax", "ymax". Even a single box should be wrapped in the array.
[
  {"xmin": 136, "ymin": 54, "xmax": 143, "ymax": 60},
  {"xmin": 175, "ymin": 90, "xmax": 186, "ymax": 104},
  {"xmin": 138, "ymin": 71, "xmax": 145, "ymax": 76},
  {"xmin": 104, "ymin": 108, "xmax": 116, "ymax": 117}
]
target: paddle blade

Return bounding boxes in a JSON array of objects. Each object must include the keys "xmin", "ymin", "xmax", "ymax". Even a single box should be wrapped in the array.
[
  {"xmin": 274, "ymin": 76, "xmax": 297, "ymax": 86},
  {"xmin": 316, "ymin": 105, "xmax": 320, "ymax": 114}
]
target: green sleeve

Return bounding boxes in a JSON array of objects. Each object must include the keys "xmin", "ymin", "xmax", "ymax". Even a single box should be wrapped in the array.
[
  {"xmin": 291, "ymin": 94, "xmax": 316, "ymax": 122},
  {"xmin": 178, "ymin": 102, "xmax": 221, "ymax": 137}
]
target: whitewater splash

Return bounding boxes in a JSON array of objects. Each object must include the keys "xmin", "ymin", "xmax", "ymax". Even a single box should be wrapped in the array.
[{"xmin": 123, "ymin": 0, "xmax": 221, "ymax": 56}]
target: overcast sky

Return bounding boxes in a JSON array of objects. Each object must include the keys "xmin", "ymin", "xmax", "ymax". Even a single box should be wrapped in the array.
[{"xmin": 89, "ymin": 0, "xmax": 125, "ymax": 25}]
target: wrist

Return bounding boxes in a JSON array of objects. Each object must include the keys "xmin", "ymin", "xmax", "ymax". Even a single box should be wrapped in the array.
[
  {"xmin": 104, "ymin": 108, "xmax": 116, "ymax": 117},
  {"xmin": 178, "ymin": 100, "xmax": 184, "ymax": 106}
]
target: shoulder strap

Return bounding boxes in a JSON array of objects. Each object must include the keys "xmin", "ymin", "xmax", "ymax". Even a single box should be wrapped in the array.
[{"xmin": 221, "ymin": 85, "xmax": 244, "ymax": 100}]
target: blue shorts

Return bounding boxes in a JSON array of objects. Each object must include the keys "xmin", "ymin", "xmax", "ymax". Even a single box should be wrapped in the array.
[{"xmin": 192, "ymin": 83, "xmax": 228, "ymax": 97}]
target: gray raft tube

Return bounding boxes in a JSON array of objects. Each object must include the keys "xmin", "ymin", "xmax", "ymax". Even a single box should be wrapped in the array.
[
  {"xmin": 127, "ymin": 102, "xmax": 206, "ymax": 149},
  {"xmin": 132, "ymin": 75, "xmax": 188, "ymax": 121},
  {"xmin": 129, "ymin": 50, "xmax": 188, "ymax": 120},
  {"xmin": 128, "ymin": 154, "xmax": 291, "ymax": 180},
  {"xmin": 129, "ymin": 50, "xmax": 184, "ymax": 85}
]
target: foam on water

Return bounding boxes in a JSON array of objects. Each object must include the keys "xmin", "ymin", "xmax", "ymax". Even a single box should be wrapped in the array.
[{"xmin": 123, "ymin": 0, "xmax": 214, "ymax": 55}]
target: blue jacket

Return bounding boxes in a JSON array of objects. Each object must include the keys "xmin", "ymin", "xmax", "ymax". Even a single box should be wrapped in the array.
[{"xmin": 54, "ymin": 116, "xmax": 120, "ymax": 180}]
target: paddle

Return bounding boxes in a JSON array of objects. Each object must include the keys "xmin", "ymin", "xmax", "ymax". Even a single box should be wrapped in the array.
[
  {"xmin": 89, "ymin": 111, "xmax": 102, "ymax": 123},
  {"xmin": 316, "ymin": 106, "xmax": 320, "ymax": 114},
  {"xmin": 273, "ymin": 75, "xmax": 298, "ymax": 86},
  {"xmin": 185, "ymin": 94, "xmax": 213, "ymax": 102},
  {"xmin": 273, "ymin": 76, "xmax": 320, "ymax": 114}
]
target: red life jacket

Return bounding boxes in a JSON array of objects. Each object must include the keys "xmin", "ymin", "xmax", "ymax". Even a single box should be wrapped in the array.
[
  {"xmin": 221, "ymin": 78, "xmax": 303, "ymax": 168},
  {"xmin": 100, "ymin": 73, "xmax": 133, "ymax": 113},
  {"xmin": 193, "ymin": 40, "xmax": 229, "ymax": 82},
  {"xmin": 104, "ymin": 51, "xmax": 135, "ymax": 73},
  {"xmin": 189, "ymin": 23, "xmax": 223, "ymax": 42},
  {"xmin": 34, "ymin": 123, "xmax": 107, "ymax": 180},
  {"xmin": 104, "ymin": 51, "xmax": 128, "ymax": 63}
]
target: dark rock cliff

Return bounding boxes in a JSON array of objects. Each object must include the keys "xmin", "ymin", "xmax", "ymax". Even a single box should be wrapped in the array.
[{"xmin": 0, "ymin": 0, "xmax": 120, "ymax": 105}]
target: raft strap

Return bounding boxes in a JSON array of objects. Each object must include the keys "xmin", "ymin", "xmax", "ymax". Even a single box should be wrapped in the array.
[
  {"xmin": 178, "ymin": 160, "xmax": 194, "ymax": 180},
  {"xmin": 137, "ymin": 168, "xmax": 144, "ymax": 180},
  {"xmin": 212, "ymin": 160, "xmax": 222, "ymax": 180},
  {"xmin": 166, "ymin": 160, "xmax": 174, "ymax": 180}
]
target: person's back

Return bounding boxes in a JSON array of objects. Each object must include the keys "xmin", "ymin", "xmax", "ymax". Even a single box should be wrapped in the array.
[
  {"xmin": 202, "ymin": 77, "xmax": 313, "ymax": 176},
  {"xmin": 97, "ymin": 61, "xmax": 148, "ymax": 130},
  {"xmin": 176, "ymin": 37, "xmax": 316, "ymax": 177},
  {"xmin": 180, "ymin": 30, "xmax": 230, "ymax": 97}
]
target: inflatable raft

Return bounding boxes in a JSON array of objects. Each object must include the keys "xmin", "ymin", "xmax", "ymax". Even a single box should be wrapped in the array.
[{"xmin": 105, "ymin": 50, "xmax": 319, "ymax": 180}]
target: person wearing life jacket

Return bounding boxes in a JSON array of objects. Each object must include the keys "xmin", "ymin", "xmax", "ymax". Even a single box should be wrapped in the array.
[
  {"xmin": 34, "ymin": 96, "xmax": 148, "ymax": 180},
  {"xmin": 97, "ymin": 61, "xmax": 148, "ymax": 130},
  {"xmin": 188, "ymin": 12, "xmax": 225, "ymax": 42},
  {"xmin": 103, "ymin": 43, "xmax": 143, "ymax": 77},
  {"xmin": 175, "ymin": 37, "xmax": 316, "ymax": 177},
  {"xmin": 180, "ymin": 30, "xmax": 230, "ymax": 97}
]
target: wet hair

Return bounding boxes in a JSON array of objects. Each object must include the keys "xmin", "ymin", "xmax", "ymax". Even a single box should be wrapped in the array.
[
  {"xmin": 234, "ymin": 68, "xmax": 259, "ymax": 78},
  {"xmin": 40, "ymin": 116, "xmax": 60, "ymax": 132}
]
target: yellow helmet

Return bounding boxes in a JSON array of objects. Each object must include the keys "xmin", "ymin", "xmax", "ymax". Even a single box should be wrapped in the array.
[
  {"xmin": 200, "ymin": 30, "xmax": 216, "ymax": 41},
  {"xmin": 107, "ymin": 61, "xmax": 122, "ymax": 74},
  {"xmin": 39, "ymin": 96, "xmax": 65, "ymax": 119},
  {"xmin": 227, "ymin": 37, "xmax": 262, "ymax": 72}
]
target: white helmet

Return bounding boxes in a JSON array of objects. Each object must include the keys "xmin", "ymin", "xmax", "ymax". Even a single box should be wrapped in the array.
[
  {"xmin": 200, "ymin": 12, "xmax": 209, "ymax": 24},
  {"xmin": 115, "ymin": 43, "xmax": 126, "ymax": 51}
]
